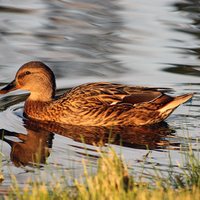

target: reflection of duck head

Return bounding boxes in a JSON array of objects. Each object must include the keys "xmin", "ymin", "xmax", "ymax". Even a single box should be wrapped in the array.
[
  {"xmin": 0, "ymin": 125, "xmax": 54, "ymax": 167},
  {"xmin": 0, "ymin": 61, "xmax": 193, "ymax": 126}
]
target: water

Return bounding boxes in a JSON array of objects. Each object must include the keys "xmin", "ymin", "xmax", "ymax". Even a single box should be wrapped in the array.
[{"xmin": 0, "ymin": 0, "xmax": 200, "ymax": 190}]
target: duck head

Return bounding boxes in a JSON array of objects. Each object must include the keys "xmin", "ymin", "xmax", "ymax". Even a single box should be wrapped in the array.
[{"xmin": 0, "ymin": 61, "xmax": 56, "ymax": 101}]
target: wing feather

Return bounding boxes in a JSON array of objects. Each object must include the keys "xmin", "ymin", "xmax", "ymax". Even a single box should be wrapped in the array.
[{"xmin": 56, "ymin": 82, "xmax": 171, "ymax": 107}]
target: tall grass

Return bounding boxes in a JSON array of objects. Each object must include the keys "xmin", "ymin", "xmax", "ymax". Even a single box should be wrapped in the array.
[{"xmin": 2, "ymin": 136, "xmax": 200, "ymax": 199}]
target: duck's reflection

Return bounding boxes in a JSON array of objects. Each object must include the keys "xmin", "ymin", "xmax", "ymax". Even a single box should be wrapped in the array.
[
  {"xmin": 0, "ymin": 125, "xmax": 54, "ymax": 167},
  {"xmin": 0, "ymin": 120, "xmax": 177, "ymax": 167}
]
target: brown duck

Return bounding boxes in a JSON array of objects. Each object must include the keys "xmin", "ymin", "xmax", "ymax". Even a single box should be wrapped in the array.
[{"xmin": 0, "ymin": 61, "xmax": 193, "ymax": 126}]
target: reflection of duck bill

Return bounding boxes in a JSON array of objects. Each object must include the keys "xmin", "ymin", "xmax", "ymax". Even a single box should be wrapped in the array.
[{"xmin": 0, "ymin": 128, "xmax": 54, "ymax": 167}]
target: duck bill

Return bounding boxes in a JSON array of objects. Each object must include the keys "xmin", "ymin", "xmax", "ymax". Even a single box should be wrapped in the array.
[{"xmin": 0, "ymin": 80, "xmax": 21, "ymax": 94}]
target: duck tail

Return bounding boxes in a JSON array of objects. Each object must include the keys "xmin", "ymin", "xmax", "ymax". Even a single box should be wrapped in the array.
[{"xmin": 159, "ymin": 93, "xmax": 194, "ymax": 112}]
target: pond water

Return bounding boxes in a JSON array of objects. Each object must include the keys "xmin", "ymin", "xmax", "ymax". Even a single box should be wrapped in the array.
[{"xmin": 0, "ymin": 0, "xmax": 200, "ymax": 191}]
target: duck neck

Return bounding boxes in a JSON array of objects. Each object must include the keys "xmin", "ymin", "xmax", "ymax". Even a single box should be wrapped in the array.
[
  {"xmin": 28, "ymin": 92, "xmax": 53, "ymax": 102},
  {"xmin": 27, "ymin": 85, "xmax": 55, "ymax": 102},
  {"xmin": 26, "ymin": 75, "xmax": 56, "ymax": 102}
]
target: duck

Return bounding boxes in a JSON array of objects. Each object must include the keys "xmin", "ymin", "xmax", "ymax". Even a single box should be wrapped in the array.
[{"xmin": 0, "ymin": 61, "xmax": 194, "ymax": 126}]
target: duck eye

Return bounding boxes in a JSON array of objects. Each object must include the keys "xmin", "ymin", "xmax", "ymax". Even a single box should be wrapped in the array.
[{"xmin": 26, "ymin": 71, "xmax": 31, "ymax": 75}]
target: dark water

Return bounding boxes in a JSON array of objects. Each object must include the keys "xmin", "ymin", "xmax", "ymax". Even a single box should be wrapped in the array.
[{"xmin": 0, "ymin": 0, "xmax": 200, "ymax": 190}]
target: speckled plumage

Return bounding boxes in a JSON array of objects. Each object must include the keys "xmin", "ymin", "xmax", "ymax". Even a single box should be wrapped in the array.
[{"xmin": 0, "ymin": 61, "xmax": 194, "ymax": 126}]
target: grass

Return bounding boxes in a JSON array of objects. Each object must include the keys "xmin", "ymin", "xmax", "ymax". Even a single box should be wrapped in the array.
[{"xmin": 1, "ymin": 135, "xmax": 200, "ymax": 199}]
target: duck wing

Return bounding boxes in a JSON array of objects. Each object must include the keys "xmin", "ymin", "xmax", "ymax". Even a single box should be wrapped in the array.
[
  {"xmin": 57, "ymin": 82, "xmax": 173, "ymax": 107},
  {"xmin": 53, "ymin": 82, "xmax": 193, "ymax": 126}
]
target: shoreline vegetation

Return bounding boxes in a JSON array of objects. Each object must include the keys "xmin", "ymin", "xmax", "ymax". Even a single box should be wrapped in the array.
[{"xmin": 0, "ymin": 134, "xmax": 200, "ymax": 199}]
